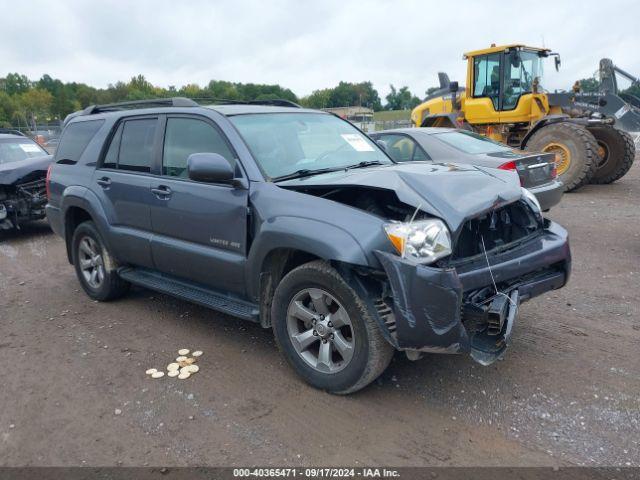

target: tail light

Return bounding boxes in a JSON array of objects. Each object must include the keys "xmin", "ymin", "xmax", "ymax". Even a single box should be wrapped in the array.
[
  {"xmin": 46, "ymin": 164, "xmax": 53, "ymax": 200},
  {"xmin": 550, "ymin": 163, "xmax": 558, "ymax": 179},
  {"xmin": 498, "ymin": 161, "xmax": 517, "ymax": 171},
  {"xmin": 498, "ymin": 161, "xmax": 523, "ymax": 186}
]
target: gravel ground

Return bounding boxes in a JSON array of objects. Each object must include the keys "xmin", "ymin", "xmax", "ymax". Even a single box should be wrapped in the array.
[{"xmin": 0, "ymin": 161, "xmax": 638, "ymax": 467}]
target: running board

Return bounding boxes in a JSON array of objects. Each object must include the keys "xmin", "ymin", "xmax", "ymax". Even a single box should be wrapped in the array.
[{"xmin": 117, "ymin": 267, "xmax": 260, "ymax": 322}]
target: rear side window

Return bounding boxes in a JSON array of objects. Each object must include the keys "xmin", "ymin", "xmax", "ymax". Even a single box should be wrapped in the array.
[
  {"xmin": 56, "ymin": 120, "xmax": 104, "ymax": 163},
  {"xmin": 162, "ymin": 117, "xmax": 234, "ymax": 178},
  {"xmin": 435, "ymin": 131, "xmax": 511, "ymax": 154},
  {"xmin": 378, "ymin": 134, "xmax": 431, "ymax": 162},
  {"xmin": 102, "ymin": 118, "xmax": 158, "ymax": 173}
]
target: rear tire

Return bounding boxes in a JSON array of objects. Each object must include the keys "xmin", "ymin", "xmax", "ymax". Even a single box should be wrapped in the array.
[
  {"xmin": 271, "ymin": 260, "xmax": 394, "ymax": 394},
  {"xmin": 526, "ymin": 122, "xmax": 598, "ymax": 192},
  {"xmin": 71, "ymin": 221, "xmax": 130, "ymax": 301},
  {"xmin": 588, "ymin": 126, "xmax": 636, "ymax": 184}
]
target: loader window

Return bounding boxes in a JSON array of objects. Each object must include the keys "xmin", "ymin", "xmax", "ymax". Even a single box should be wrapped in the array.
[
  {"xmin": 503, "ymin": 50, "xmax": 543, "ymax": 110},
  {"xmin": 473, "ymin": 54, "xmax": 500, "ymax": 109}
]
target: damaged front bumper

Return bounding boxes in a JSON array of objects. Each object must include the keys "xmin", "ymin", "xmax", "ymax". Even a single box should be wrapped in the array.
[
  {"xmin": 373, "ymin": 220, "xmax": 571, "ymax": 365},
  {"xmin": 0, "ymin": 179, "xmax": 48, "ymax": 229}
]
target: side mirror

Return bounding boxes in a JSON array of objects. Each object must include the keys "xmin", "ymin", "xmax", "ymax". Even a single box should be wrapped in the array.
[
  {"xmin": 554, "ymin": 55, "xmax": 561, "ymax": 71},
  {"xmin": 375, "ymin": 139, "xmax": 388, "ymax": 151},
  {"xmin": 449, "ymin": 81, "xmax": 459, "ymax": 93},
  {"xmin": 187, "ymin": 153, "xmax": 235, "ymax": 183}
]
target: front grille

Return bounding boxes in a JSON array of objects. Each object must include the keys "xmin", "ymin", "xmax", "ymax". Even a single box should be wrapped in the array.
[
  {"xmin": 17, "ymin": 179, "xmax": 47, "ymax": 205},
  {"xmin": 374, "ymin": 298, "xmax": 397, "ymax": 339},
  {"xmin": 452, "ymin": 201, "xmax": 540, "ymax": 260},
  {"xmin": 17, "ymin": 178, "xmax": 46, "ymax": 198}
]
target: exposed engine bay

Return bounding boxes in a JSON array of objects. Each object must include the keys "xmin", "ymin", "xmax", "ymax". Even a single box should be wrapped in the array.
[
  {"xmin": 287, "ymin": 184, "xmax": 541, "ymax": 261},
  {"xmin": 0, "ymin": 179, "xmax": 48, "ymax": 229},
  {"xmin": 450, "ymin": 200, "xmax": 541, "ymax": 261},
  {"xmin": 289, "ymin": 185, "xmax": 419, "ymax": 221}
]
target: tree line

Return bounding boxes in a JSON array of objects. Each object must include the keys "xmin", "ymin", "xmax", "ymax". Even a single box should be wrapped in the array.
[
  {"xmin": 0, "ymin": 72, "xmax": 431, "ymax": 128},
  {"xmin": 5, "ymin": 71, "xmax": 632, "ymax": 130}
]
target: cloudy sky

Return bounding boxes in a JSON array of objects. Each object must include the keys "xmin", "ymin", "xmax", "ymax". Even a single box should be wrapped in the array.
[{"xmin": 1, "ymin": 0, "xmax": 639, "ymax": 100}]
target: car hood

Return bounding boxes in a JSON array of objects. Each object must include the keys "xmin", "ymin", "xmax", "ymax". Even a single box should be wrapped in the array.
[
  {"xmin": 278, "ymin": 161, "xmax": 522, "ymax": 232},
  {"xmin": 0, "ymin": 155, "xmax": 53, "ymax": 186}
]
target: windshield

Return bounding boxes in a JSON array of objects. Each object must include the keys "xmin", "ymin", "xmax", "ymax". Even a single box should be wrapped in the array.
[
  {"xmin": 434, "ymin": 130, "xmax": 512, "ymax": 155},
  {"xmin": 229, "ymin": 113, "xmax": 391, "ymax": 179},
  {"xmin": 503, "ymin": 50, "xmax": 544, "ymax": 109},
  {"xmin": 0, "ymin": 138, "xmax": 47, "ymax": 164}
]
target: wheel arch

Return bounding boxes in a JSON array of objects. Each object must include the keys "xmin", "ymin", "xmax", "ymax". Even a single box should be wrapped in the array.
[
  {"xmin": 520, "ymin": 115, "xmax": 570, "ymax": 148},
  {"xmin": 61, "ymin": 187, "xmax": 114, "ymax": 264},
  {"xmin": 256, "ymin": 247, "xmax": 323, "ymax": 328},
  {"xmin": 420, "ymin": 113, "xmax": 459, "ymax": 128}
]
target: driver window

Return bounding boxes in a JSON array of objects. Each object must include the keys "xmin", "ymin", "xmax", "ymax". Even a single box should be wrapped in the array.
[
  {"xmin": 503, "ymin": 53, "xmax": 525, "ymax": 110},
  {"xmin": 473, "ymin": 54, "xmax": 500, "ymax": 110},
  {"xmin": 163, "ymin": 117, "xmax": 234, "ymax": 178},
  {"xmin": 503, "ymin": 51, "xmax": 538, "ymax": 110}
]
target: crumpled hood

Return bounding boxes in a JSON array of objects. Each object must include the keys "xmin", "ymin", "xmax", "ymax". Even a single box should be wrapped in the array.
[
  {"xmin": 278, "ymin": 161, "xmax": 523, "ymax": 233},
  {"xmin": 0, "ymin": 155, "xmax": 52, "ymax": 186}
]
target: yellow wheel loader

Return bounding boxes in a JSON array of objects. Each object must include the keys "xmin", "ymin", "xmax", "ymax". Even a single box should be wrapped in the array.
[{"xmin": 411, "ymin": 44, "xmax": 636, "ymax": 191}]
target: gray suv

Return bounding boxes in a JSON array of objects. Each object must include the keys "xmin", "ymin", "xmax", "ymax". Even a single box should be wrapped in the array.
[{"xmin": 46, "ymin": 98, "xmax": 571, "ymax": 394}]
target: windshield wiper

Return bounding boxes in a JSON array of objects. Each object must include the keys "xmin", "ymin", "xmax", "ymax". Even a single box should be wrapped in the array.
[
  {"xmin": 273, "ymin": 161, "xmax": 385, "ymax": 182},
  {"xmin": 272, "ymin": 167, "xmax": 345, "ymax": 182},
  {"xmin": 344, "ymin": 160, "xmax": 385, "ymax": 170}
]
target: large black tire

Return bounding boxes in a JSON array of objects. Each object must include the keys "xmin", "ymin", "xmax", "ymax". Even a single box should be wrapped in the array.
[
  {"xmin": 588, "ymin": 126, "xmax": 636, "ymax": 184},
  {"xmin": 71, "ymin": 221, "xmax": 130, "ymax": 301},
  {"xmin": 526, "ymin": 122, "xmax": 599, "ymax": 192},
  {"xmin": 271, "ymin": 260, "xmax": 394, "ymax": 394}
]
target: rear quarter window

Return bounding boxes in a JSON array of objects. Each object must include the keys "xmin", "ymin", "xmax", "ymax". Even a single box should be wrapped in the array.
[
  {"xmin": 435, "ymin": 131, "xmax": 511, "ymax": 155},
  {"xmin": 55, "ymin": 120, "xmax": 104, "ymax": 163}
]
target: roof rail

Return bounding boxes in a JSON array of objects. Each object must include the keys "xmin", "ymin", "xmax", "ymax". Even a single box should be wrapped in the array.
[
  {"xmin": 63, "ymin": 96, "xmax": 303, "ymax": 126},
  {"xmin": 191, "ymin": 97, "xmax": 302, "ymax": 108},
  {"xmin": 0, "ymin": 128, "xmax": 27, "ymax": 136},
  {"xmin": 247, "ymin": 99, "xmax": 302, "ymax": 108},
  {"xmin": 63, "ymin": 97, "xmax": 199, "ymax": 126},
  {"xmin": 83, "ymin": 97, "xmax": 198, "ymax": 115}
]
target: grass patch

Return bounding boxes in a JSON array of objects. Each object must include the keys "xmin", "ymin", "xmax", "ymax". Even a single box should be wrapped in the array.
[{"xmin": 373, "ymin": 110, "xmax": 411, "ymax": 121}]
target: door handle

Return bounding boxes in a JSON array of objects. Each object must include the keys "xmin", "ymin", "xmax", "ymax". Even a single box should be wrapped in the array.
[
  {"xmin": 96, "ymin": 177, "xmax": 111, "ymax": 188},
  {"xmin": 151, "ymin": 185, "xmax": 172, "ymax": 198}
]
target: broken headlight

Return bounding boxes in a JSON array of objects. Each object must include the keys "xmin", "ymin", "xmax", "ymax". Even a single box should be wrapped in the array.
[{"xmin": 384, "ymin": 219, "xmax": 452, "ymax": 264}]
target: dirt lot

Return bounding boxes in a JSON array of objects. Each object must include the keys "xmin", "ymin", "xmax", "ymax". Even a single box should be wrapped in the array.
[{"xmin": 1, "ymin": 162, "xmax": 638, "ymax": 468}]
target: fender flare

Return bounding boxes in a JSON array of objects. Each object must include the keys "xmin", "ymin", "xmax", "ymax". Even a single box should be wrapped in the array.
[
  {"xmin": 60, "ymin": 186, "xmax": 115, "ymax": 262},
  {"xmin": 520, "ymin": 114, "xmax": 570, "ymax": 148},
  {"xmin": 420, "ymin": 113, "xmax": 459, "ymax": 128},
  {"xmin": 245, "ymin": 216, "xmax": 371, "ymax": 300}
]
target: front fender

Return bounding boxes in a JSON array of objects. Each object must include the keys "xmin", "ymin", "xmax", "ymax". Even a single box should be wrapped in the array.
[{"xmin": 246, "ymin": 216, "xmax": 371, "ymax": 300}]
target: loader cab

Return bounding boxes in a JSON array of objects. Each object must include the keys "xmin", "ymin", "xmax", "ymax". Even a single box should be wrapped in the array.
[{"xmin": 464, "ymin": 45, "xmax": 550, "ymax": 124}]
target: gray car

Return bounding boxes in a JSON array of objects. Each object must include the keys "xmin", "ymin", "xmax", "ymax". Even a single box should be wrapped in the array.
[
  {"xmin": 370, "ymin": 128, "xmax": 564, "ymax": 211},
  {"xmin": 46, "ymin": 98, "xmax": 571, "ymax": 394}
]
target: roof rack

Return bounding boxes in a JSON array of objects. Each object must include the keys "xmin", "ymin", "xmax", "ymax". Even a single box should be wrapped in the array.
[
  {"xmin": 63, "ymin": 96, "xmax": 303, "ymax": 126},
  {"xmin": 248, "ymin": 99, "xmax": 302, "ymax": 108},
  {"xmin": 0, "ymin": 128, "xmax": 27, "ymax": 136},
  {"xmin": 191, "ymin": 97, "xmax": 302, "ymax": 108},
  {"xmin": 82, "ymin": 97, "xmax": 199, "ymax": 115},
  {"xmin": 63, "ymin": 97, "xmax": 199, "ymax": 125}
]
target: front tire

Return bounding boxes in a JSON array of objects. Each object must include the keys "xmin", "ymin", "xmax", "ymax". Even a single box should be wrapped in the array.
[
  {"xmin": 71, "ymin": 221, "xmax": 130, "ymax": 301},
  {"xmin": 588, "ymin": 126, "xmax": 636, "ymax": 184},
  {"xmin": 271, "ymin": 261, "xmax": 394, "ymax": 394},
  {"xmin": 526, "ymin": 122, "xmax": 599, "ymax": 192}
]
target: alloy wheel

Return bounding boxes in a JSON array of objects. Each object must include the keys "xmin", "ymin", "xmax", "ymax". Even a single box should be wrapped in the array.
[
  {"xmin": 78, "ymin": 236, "xmax": 105, "ymax": 289},
  {"xmin": 286, "ymin": 288, "xmax": 355, "ymax": 374}
]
